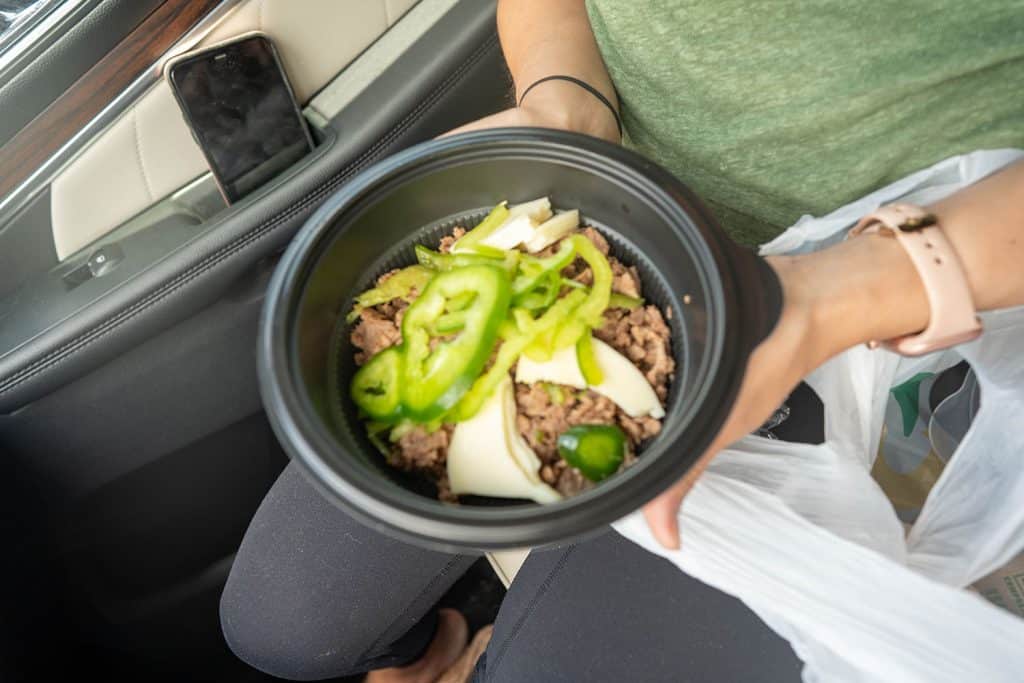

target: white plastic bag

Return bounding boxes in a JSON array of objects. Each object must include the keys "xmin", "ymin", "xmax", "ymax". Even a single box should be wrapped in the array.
[{"xmin": 614, "ymin": 149, "xmax": 1024, "ymax": 682}]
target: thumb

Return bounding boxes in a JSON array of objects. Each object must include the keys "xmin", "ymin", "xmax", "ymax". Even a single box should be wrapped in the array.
[{"xmin": 641, "ymin": 456, "xmax": 711, "ymax": 550}]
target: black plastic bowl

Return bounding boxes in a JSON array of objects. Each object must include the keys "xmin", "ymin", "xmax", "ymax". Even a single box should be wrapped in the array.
[{"xmin": 259, "ymin": 129, "xmax": 781, "ymax": 552}]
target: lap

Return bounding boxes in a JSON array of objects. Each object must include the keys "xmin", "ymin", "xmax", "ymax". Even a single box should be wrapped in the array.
[
  {"xmin": 477, "ymin": 529, "xmax": 801, "ymax": 682},
  {"xmin": 223, "ymin": 465, "xmax": 802, "ymax": 682},
  {"xmin": 220, "ymin": 463, "xmax": 477, "ymax": 679}
]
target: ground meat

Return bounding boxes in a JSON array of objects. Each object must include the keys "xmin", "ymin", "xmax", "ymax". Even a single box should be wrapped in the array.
[
  {"xmin": 612, "ymin": 263, "xmax": 641, "ymax": 298},
  {"xmin": 387, "ymin": 425, "xmax": 457, "ymax": 501},
  {"xmin": 376, "ymin": 295, "xmax": 409, "ymax": 323},
  {"xmin": 352, "ymin": 307, "xmax": 402, "ymax": 365},
  {"xmin": 562, "ymin": 228, "xmax": 639, "ymax": 297},
  {"xmin": 390, "ymin": 425, "xmax": 451, "ymax": 475},
  {"xmin": 595, "ymin": 305, "xmax": 675, "ymax": 402},
  {"xmin": 352, "ymin": 222, "xmax": 674, "ymax": 501},
  {"xmin": 514, "ymin": 381, "xmax": 655, "ymax": 477},
  {"xmin": 556, "ymin": 466, "xmax": 594, "ymax": 497},
  {"xmin": 350, "ymin": 268, "xmax": 415, "ymax": 365},
  {"xmin": 516, "ymin": 383, "xmax": 572, "ymax": 463},
  {"xmin": 438, "ymin": 227, "xmax": 466, "ymax": 253},
  {"xmin": 582, "ymin": 226, "xmax": 610, "ymax": 254},
  {"xmin": 618, "ymin": 414, "xmax": 662, "ymax": 442}
]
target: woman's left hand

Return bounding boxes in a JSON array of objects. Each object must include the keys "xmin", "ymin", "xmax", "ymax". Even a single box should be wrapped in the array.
[
  {"xmin": 640, "ymin": 256, "xmax": 818, "ymax": 549},
  {"xmin": 641, "ymin": 230, "xmax": 937, "ymax": 549}
]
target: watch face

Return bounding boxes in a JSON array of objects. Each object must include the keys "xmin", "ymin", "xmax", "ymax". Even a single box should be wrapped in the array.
[{"xmin": 896, "ymin": 213, "xmax": 938, "ymax": 233}]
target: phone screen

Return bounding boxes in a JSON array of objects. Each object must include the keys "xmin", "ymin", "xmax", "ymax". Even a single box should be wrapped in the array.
[{"xmin": 169, "ymin": 35, "xmax": 313, "ymax": 202}]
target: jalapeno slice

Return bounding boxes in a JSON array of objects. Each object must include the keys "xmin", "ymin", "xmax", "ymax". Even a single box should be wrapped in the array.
[
  {"xmin": 557, "ymin": 424, "xmax": 626, "ymax": 482},
  {"xmin": 399, "ymin": 264, "xmax": 511, "ymax": 421}
]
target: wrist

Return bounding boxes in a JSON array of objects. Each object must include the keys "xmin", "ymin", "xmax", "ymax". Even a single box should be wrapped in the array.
[
  {"xmin": 517, "ymin": 79, "xmax": 621, "ymax": 143},
  {"xmin": 769, "ymin": 232, "xmax": 930, "ymax": 366}
]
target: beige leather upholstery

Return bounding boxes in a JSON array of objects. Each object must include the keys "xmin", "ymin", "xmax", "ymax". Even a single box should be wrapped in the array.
[
  {"xmin": 50, "ymin": 0, "xmax": 419, "ymax": 260},
  {"xmin": 486, "ymin": 548, "xmax": 530, "ymax": 588}
]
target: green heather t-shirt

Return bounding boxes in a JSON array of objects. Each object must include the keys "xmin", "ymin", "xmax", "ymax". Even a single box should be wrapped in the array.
[{"xmin": 585, "ymin": 1, "xmax": 1024, "ymax": 245}]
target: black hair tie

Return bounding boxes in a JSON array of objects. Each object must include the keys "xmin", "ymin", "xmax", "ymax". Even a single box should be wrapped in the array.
[{"xmin": 518, "ymin": 75, "xmax": 623, "ymax": 138}]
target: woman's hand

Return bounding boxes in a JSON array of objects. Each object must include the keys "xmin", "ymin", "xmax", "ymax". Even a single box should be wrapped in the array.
[
  {"xmin": 643, "ymin": 158, "xmax": 1024, "ymax": 549},
  {"xmin": 642, "ymin": 256, "xmax": 825, "ymax": 549},
  {"xmin": 445, "ymin": 0, "xmax": 620, "ymax": 143},
  {"xmin": 643, "ymin": 234, "xmax": 933, "ymax": 549},
  {"xmin": 445, "ymin": 80, "xmax": 620, "ymax": 143}
]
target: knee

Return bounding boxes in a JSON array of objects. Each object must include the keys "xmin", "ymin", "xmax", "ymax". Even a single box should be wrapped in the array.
[{"xmin": 219, "ymin": 569, "xmax": 370, "ymax": 681}]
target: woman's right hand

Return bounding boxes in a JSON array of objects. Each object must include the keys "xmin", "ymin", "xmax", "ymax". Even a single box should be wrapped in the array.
[
  {"xmin": 444, "ymin": 77, "xmax": 621, "ymax": 144},
  {"xmin": 445, "ymin": 0, "xmax": 621, "ymax": 143}
]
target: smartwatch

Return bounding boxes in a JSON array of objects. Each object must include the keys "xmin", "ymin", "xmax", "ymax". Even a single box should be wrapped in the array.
[{"xmin": 849, "ymin": 203, "xmax": 982, "ymax": 356}]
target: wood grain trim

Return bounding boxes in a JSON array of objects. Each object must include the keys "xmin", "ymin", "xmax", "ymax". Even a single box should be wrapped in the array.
[{"xmin": 0, "ymin": 0, "xmax": 221, "ymax": 201}]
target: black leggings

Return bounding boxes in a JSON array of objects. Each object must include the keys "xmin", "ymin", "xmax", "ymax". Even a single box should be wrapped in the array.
[{"xmin": 220, "ymin": 463, "xmax": 801, "ymax": 681}]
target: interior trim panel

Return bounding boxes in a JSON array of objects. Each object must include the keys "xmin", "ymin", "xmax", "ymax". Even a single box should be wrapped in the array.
[
  {"xmin": 0, "ymin": 0, "xmax": 508, "ymax": 413},
  {"xmin": 0, "ymin": 0, "xmax": 221, "ymax": 202},
  {"xmin": 49, "ymin": 0, "xmax": 419, "ymax": 261}
]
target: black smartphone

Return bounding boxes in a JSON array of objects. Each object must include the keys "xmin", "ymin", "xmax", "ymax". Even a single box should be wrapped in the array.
[{"xmin": 165, "ymin": 32, "xmax": 314, "ymax": 204}]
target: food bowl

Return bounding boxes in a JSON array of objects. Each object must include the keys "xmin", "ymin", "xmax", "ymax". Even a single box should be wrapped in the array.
[{"xmin": 259, "ymin": 128, "xmax": 781, "ymax": 551}]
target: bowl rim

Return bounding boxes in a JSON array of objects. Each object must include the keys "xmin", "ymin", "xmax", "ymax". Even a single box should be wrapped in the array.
[{"xmin": 259, "ymin": 128, "xmax": 761, "ymax": 551}]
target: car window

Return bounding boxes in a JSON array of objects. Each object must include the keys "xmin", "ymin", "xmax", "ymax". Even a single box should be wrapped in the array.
[{"xmin": 0, "ymin": 0, "xmax": 75, "ymax": 60}]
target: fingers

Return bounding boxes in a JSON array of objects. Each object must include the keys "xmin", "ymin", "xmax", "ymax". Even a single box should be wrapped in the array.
[
  {"xmin": 439, "ymin": 109, "xmax": 528, "ymax": 138},
  {"xmin": 641, "ymin": 456, "xmax": 710, "ymax": 550}
]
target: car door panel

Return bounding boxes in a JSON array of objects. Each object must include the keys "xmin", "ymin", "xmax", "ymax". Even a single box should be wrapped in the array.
[
  {"xmin": 0, "ymin": 0, "xmax": 508, "ymax": 676},
  {"xmin": 0, "ymin": 0, "xmax": 506, "ymax": 411},
  {"xmin": 49, "ymin": 0, "xmax": 425, "ymax": 261},
  {"xmin": 0, "ymin": 0, "xmax": 165, "ymax": 146}
]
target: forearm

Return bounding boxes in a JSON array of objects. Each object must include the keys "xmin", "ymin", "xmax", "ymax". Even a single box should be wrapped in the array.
[
  {"xmin": 775, "ymin": 159, "xmax": 1024, "ymax": 367},
  {"xmin": 496, "ymin": 0, "xmax": 619, "ymax": 141}
]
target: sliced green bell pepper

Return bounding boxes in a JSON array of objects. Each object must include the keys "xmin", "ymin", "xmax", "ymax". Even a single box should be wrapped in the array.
[
  {"xmin": 557, "ymin": 424, "xmax": 626, "ymax": 482},
  {"xmin": 414, "ymin": 244, "xmax": 518, "ymax": 274},
  {"xmin": 512, "ymin": 241, "xmax": 576, "ymax": 297},
  {"xmin": 451, "ymin": 289, "xmax": 587, "ymax": 421},
  {"xmin": 560, "ymin": 278, "xmax": 644, "ymax": 309},
  {"xmin": 350, "ymin": 347, "xmax": 404, "ymax": 422},
  {"xmin": 400, "ymin": 264, "xmax": 511, "ymax": 421},
  {"xmin": 569, "ymin": 234, "xmax": 613, "ymax": 326},
  {"xmin": 346, "ymin": 265, "xmax": 434, "ymax": 323},
  {"xmin": 543, "ymin": 382, "xmax": 566, "ymax": 406},
  {"xmin": 450, "ymin": 202, "xmax": 509, "ymax": 253},
  {"xmin": 513, "ymin": 271, "xmax": 562, "ymax": 311},
  {"xmin": 575, "ymin": 333, "xmax": 604, "ymax": 385},
  {"xmin": 548, "ymin": 235, "xmax": 614, "ymax": 350}
]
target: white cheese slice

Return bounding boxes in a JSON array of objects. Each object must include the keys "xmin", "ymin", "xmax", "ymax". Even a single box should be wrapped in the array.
[
  {"xmin": 477, "ymin": 214, "xmax": 537, "ymax": 251},
  {"xmin": 516, "ymin": 344, "xmax": 586, "ymax": 388},
  {"xmin": 499, "ymin": 376, "xmax": 548, "ymax": 478},
  {"xmin": 447, "ymin": 377, "xmax": 561, "ymax": 503},
  {"xmin": 507, "ymin": 196, "xmax": 552, "ymax": 223},
  {"xmin": 525, "ymin": 210, "xmax": 580, "ymax": 253},
  {"xmin": 515, "ymin": 336, "xmax": 665, "ymax": 419}
]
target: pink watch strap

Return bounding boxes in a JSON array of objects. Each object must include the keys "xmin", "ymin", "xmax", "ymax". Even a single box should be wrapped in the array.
[{"xmin": 849, "ymin": 204, "xmax": 982, "ymax": 356}]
